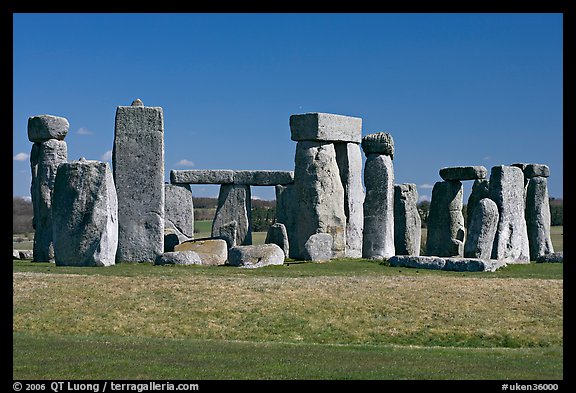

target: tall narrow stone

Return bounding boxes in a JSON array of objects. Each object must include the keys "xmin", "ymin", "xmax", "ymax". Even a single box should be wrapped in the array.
[
  {"xmin": 394, "ymin": 183, "xmax": 421, "ymax": 256},
  {"xmin": 464, "ymin": 198, "xmax": 499, "ymax": 259},
  {"xmin": 525, "ymin": 176, "xmax": 554, "ymax": 260},
  {"xmin": 29, "ymin": 139, "xmax": 68, "ymax": 262},
  {"xmin": 52, "ymin": 159, "xmax": 118, "ymax": 267},
  {"xmin": 362, "ymin": 132, "xmax": 395, "ymax": 259},
  {"xmin": 212, "ymin": 184, "xmax": 252, "ymax": 246},
  {"xmin": 335, "ymin": 142, "xmax": 364, "ymax": 258},
  {"xmin": 489, "ymin": 166, "xmax": 530, "ymax": 263},
  {"xmin": 164, "ymin": 183, "xmax": 194, "ymax": 251},
  {"xmin": 275, "ymin": 184, "xmax": 298, "ymax": 258},
  {"xmin": 113, "ymin": 100, "xmax": 164, "ymax": 263},
  {"xmin": 293, "ymin": 141, "xmax": 347, "ymax": 259},
  {"xmin": 467, "ymin": 179, "xmax": 490, "ymax": 224},
  {"xmin": 425, "ymin": 181, "xmax": 465, "ymax": 257}
]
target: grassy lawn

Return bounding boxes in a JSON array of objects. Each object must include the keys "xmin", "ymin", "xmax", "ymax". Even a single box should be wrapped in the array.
[{"xmin": 13, "ymin": 259, "xmax": 563, "ymax": 380}]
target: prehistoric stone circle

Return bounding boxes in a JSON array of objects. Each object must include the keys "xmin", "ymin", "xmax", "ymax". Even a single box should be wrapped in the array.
[
  {"xmin": 265, "ymin": 223, "xmax": 289, "ymax": 257},
  {"xmin": 52, "ymin": 159, "xmax": 118, "ymax": 267},
  {"xmin": 425, "ymin": 180, "xmax": 465, "ymax": 257},
  {"xmin": 212, "ymin": 184, "xmax": 252, "ymax": 246},
  {"xmin": 28, "ymin": 115, "xmax": 69, "ymax": 262},
  {"xmin": 113, "ymin": 99, "xmax": 164, "ymax": 263},
  {"xmin": 227, "ymin": 244, "xmax": 285, "ymax": 268},
  {"xmin": 489, "ymin": 165, "xmax": 530, "ymax": 263},
  {"xmin": 464, "ymin": 198, "xmax": 499, "ymax": 259},
  {"xmin": 394, "ymin": 183, "xmax": 421, "ymax": 256},
  {"xmin": 362, "ymin": 133, "xmax": 395, "ymax": 259}
]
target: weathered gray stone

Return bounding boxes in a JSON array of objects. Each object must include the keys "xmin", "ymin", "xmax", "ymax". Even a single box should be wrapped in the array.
[
  {"xmin": 394, "ymin": 183, "xmax": 421, "ymax": 256},
  {"xmin": 536, "ymin": 251, "xmax": 563, "ymax": 263},
  {"xmin": 164, "ymin": 184, "xmax": 194, "ymax": 238},
  {"xmin": 174, "ymin": 239, "xmax": 228, "ymax": 265},
  {"xmin": 467, "ymin": 179, "xmax": 490, "ymax": 223},
  {"xmin": 52, "ymin": 160, "xmax": 118, "ymax": 267},
  {"xmin": 265, "ymin": 223, "xmax": 289, "ymax": 258},
  {"xmin": 425, "ymin": 181, "xmax": 465, "ymax": 257},
  {"xmin": 19, "ymin": 250, "xmax": 34, "ymax": 260},
  {"xmin": 464, "ymin": 198, "xmax": 499, "ymax": 259},
  {"xmin": 362, "ymin": 153, "xmax": 395, "ymax": 259},
  {"xmin": 489, "ymin": 166, "xmax": 530, "ymax": 263},
  {"xmin": 275, "ymin": 184, "xmax": 298, "ymax": 258},
  {"xmin": 512, "ymin": 163, "xmax": 550, "ymax": 178},
  {"xmin": 361, "ymin": 132, "xmax": 394, "ymax": 158},
  {"xmin": 212, "ymin": 184, "xmax": 252, "ymax": 246},
  {"xmin": 131, "ymin": 98, "xmax": 144, "ymax": 107},
  {"xmin": 154, "ymin": 250, "xmax": 202, "ymax": 265},
  {"xmin": 31, "ymin": 139, "xmax": 68, "ymax": 262},
  {"xmin": 28, "ymin": 115, "xmax": 69, "ymax": 142},
  {"xmin": 170, "ymin": 170, "xmax": 235, "ymax": 184},
  {"xmin": 525, "ymin": 177, "xmax": 554, "ymax": 260},
  {"xmin": 290, "ymin": 112, "xmax": 362, "ymax": 143},
  {"xmin": 217, "ymin": 220, "xmax": 238, "ymax": 249},
  {"xmin": 389, "ymin": 255, "xmax": 506, "ymax": 272},
  {"xmin": 227, "ymin": 244, "xmax": 285, "ymax": 268},
  {"xmin": 233, "ymin": 170, "xmax": 294, "ymax": 185},
  {"xmin": 439, "ymin": 166, "xmax": 487, "ymax": 181},
  {"xmin": 293, "ymin": 141, "xmax": 347, "ymax": 259},
  {"xmin": 113, "ymin": 103, "xmax": 164, "ymax": 263},
  {"xmin": 304, "ymin": 233, "xmax": 333, "ymax": 261},
  {"xmin": 13, "ymin": 250, "xmax": 20, "ymax": 259},
  {"xmin": 335, "ymin": 142, "xmax": 364, "ymax": 258}
]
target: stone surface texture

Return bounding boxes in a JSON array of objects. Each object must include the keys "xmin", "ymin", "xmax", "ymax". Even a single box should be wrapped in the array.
[
  {"xmin": 174, "ymin": 239, "xmax": 228, "ymax": 265},
  {"xmin": 155, "ymin": 250, "xmax": 202, "ymax": 265},
  {"xmin": 28, "ymin": 115, "xmax": 69, "ymax": 142},
  {"xmin": 265, "ymin": 223, "xmax": 289, "ymax": 257},
  {"xmin": 361, "ymin": 132, "xmax": 394, "ymax": 158},
  {"xmin": 525, "ymin": 176, "xmax": 554, "ymax": 260},
  {"xmin": 211, "ymin": 184, "xmax": 252, "ymax": 246},
  {"xmin": 464, "ymin": 198, "xmax": 499, "ymax": 259},
  {"xmin": 425, "ymin": 181, "xmax": 465, "ymax": 257},
  {"xmin": 290, "ymin": 112, "xmax": 362, "ymax": 143},
  {"xmin": 439, "ymin": 166, "xmax": 487, "ymax": 181},
  {"xmin": 304, "ymin": 233, "xmax": 334, "ymax": 261},
  {"xmin": 394, "ymin": 183, "xmax": 421, "ymax": 256},
  {"xmin": 467, "ymin": 179, "xmax": 490, "ymax": 223},
  {"xmin": 388, "ymin": 255, "xmax": 506, "ymax": 272},
  {"xmin": 164, "ymin": 183, "xmax": 194, "ymax": 239},
  {"xmin": 227, "ymin": 244, "xmax": 285, "ymax": 268}
]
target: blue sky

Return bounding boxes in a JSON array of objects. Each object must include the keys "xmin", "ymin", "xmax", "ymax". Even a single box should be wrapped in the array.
[{"xmin": 13, "ymin": 13, "xmax": 563, "ymax": 202}]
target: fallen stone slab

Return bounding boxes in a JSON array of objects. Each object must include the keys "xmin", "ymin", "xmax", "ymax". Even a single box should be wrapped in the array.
[
  {"xmin": 174, "ymin": 239, "xmax": 228, "ymax": 265},
  {"xmin": 290, "ymin": 112, "xmax": 362, "ymax": 143},
  {"xmin": 155, "ymin": 250, "xmax": 202, "ymax": 265},
  {"xmin": 536, "ymin": 252, "xmax": 563, "ymax": 263},
  {"xmin": 304, "ymin": 233, "xmax": 333, "ymax": 261},
  {"xmin": 28, "ymin": 114, "xmax": 69, "ymax": 142},
  {"xmin": 227, "ymin": 244, "xmax": 285, "ymax": 268},
  {"xmin": 388, "ymin": 255, "xmax": 507, "ymax": 272},
  {"xmin": 439, "ymin": 166, "xmax": 487, "ymax": 181},
  {"xmin": 19, "ymin": 250, "xmax": 33, "ymax": 260}
]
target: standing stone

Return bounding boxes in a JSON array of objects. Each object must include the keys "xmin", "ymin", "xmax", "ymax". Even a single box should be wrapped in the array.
[
  {"xmin": 30, "ymin": 139, "xmax": 68, "ymax": 262},
  {"xmin": 217, "ymin": 220, "xmax": 238, "ymax": 249},
  {"xmin": 52, "ymin": 160, "xmax": 118, "ymax": 267},
  {"xmin": 425, "ymin": 181, "xmax": 465, "ymax": 257},
  {"xmin": 275, "ymin": 184, "xmax": 298, "ymax": 258},
  {"xmin": 113, "ymin": 100, "xmax": 164, "ymax": 263},
  {"xmin": 304, "ymin": 233, "xmax": 333, "ymax": 261},
  {"xmin": 489, "ymin": 166, "xmax": 530, "ymax": 263},
  {"xmin": 394, "ymin": 183, "xmax": 421, "ymax": 256},
  {"xmin": 164, "ymin": 183, "xmax": 194, "ymax": 250},
  {"xmin": 464, "ymin": 198, "xmax": 499, "ymax": 259},
  {"xmin": 467, "ymin": 179, "xmax": 490, "ymax": 224},
  {"xmin": 265, "ymin": 223, "xmax": 289, "ymax": 257},
  {"xmin": 293, "ymin": 141, "xmax": 347, "ymax": 259},
  {"xmin": 334, "ymin": 142, "xmax": 364, "ymax": 258},
  {"xmin": 212, "ymin": 184, "xmax": 252, "ymax": 246},
  {"xmin": 525, "ymin": 176, "xmax": 554, "ymax": 260}
]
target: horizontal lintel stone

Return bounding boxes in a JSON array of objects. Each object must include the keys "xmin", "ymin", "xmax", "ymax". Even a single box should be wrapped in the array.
[
  {"xmin": 170, "ymin": 170, "xmax": 294, "ymax": 185},
  {"xmin": 290, "ymin": 112, "xmax": 362, "ymax": 143},
  {"xmin": 439, "ymin": 166, "xmax": 487, "ymax": 181}
]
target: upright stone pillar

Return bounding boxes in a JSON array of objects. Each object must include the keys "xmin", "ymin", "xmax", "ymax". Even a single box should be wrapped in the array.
[
  {"xmin": 361, "ymin": 132, "xmax": 395, "ymax": 259},
  {"xmin": 467, "ymin": 179, "xmax": 490, "ymax": 224},
  {"xmin": 212, "ymin": 184, "xmax": 252, "ymax": 247},
  {"xmin": 290, "ymin": 113, "xmax": 361, "ymax": 260},
  {"xmin": 113, "ymin": 99, "xmax": 164, "ymax": 263},
  {"xmin": 489, "ymin": 165, "xmax": 530, "ymax": 263},
  {"xmin": 275, "ymin": 184, "xmax": 297, "ymax": 258},
  {"xmin": 394, "ymin": 183, "xmax": 421, "ymax": 256},
  {"xmin": 425, "ymin": 180, "xmax": 465, "ymax": 257},
  {"xmin": 464, "ymin": 197, "xmax": 499, "ymax": 259},
  {"xmin": 28, "ymin": 115, "xmax": 69, "ymax": 262},
  {"xmin": 524, "ymin": 166, "xmax": 554, "ymax": 260},
  {"xmin": 164, "ymin": 183, "xmax": 194, "ymax": 251}
]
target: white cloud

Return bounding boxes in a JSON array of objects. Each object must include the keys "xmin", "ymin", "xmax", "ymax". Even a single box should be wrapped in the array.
[
  {"xmin": 483, "ymin": 156, "xmax": 492, "ymax": 161},
  {"xmin": 13, "ymin": 152, "xmax": 29, "ymax": 161},
  {"xmin": 252, "ymin": 195, "xmax": 263, "ymax": 200},
  {"xmin": 175, "ymin": 159, "xmax": 195, "ymax": 167},
  {"xmin": 418, "ymin": 195, "xmax": 431, "ymax": 202},
  {"xmin": 101, "ymin": 150, "xmax": 113, "ymax": 161},
  {"xmin": 418, "ymin": 183, "xmax": 434, "ymax": 189},
  {"xmin": 76, "ymin": 127, "xmax": 93, "ymax": 135}
]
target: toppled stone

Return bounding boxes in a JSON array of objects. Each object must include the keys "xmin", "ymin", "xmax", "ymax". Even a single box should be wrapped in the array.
[
  {"xmin": 19, "ymin": 250, "xmax": 33, "ymax": 260},
  {"xmin": 174, "ymin": 239, "xmax": 228, "ymax": 265},
  {"xmin": 290, "ymin": 112, "xmax": 362, "ymax": 143},
  {"xmin": 155, "ymin": 250, "xmax": 202, "ymax": 265},
  {"xmin": 394, "ymin": 183, "xmax": 421, "ymax": 256},
  {"xmin": 536, "ymin": 252, "xmax": 563, "ymax": 263},
  {"xmin": 361, "ymin": 132, "xmax": 394, "ymax": 158},
  {"xmin": 28, "ymin": 115, "xmax": 69, "ymax": 142},
  {"xmin": 52, "ymin": 160, "xmax": 118, "ymax": 267},
  {"xmin": 265, "ymin": 223, "xmax": 289, "ymax": 258},
  {"xmin": 227, "ymin": 244, "xmax": 285, "ymax": 268},
  {"xmin": 304, "ymin": 233, "xmax": 333, "ymax": 261},
  {"xmin": 388, "ymin": 255, "xmax": 506, "ymax": 272},
  {"xmin": 464, "ymin": 198, "xmax": 499, "ymax": 259},
  {"xmin": 439, "ymin": 166, "xmax": 487, "ymax": 181}
]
